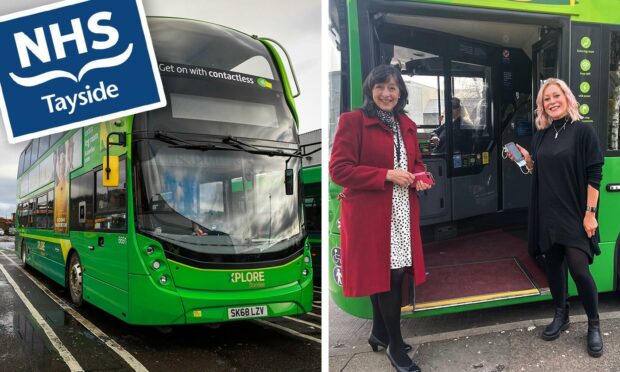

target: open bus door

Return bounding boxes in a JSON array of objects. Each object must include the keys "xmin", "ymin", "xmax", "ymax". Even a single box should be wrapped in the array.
[
  {"xmin": 374, "ymin": 14, "xmax": 566, "ymax": 313},
  {"xmin": 533, "ymin": 29, "xmax": 562, "ymax": 100}
]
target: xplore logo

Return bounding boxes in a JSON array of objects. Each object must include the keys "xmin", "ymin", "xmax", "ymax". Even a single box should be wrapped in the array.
[
  {"xmin": 0, "ymin": 0, "xmax": 166, "ymax": 143},
  {"xmin": 230, "ymin": 271, "xmax": 266, "ymax": 284}
]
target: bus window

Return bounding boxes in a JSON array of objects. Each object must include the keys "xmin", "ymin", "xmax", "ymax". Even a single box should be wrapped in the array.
[
  {"xmin": 30, "ymin": 138, "xmax": 39, "ymax": 167},
  {"xmin": 24, "ymin": 144, "xmax": 32, "ymax": 171},
  {"xmin": 608, "ymin": 31, "xmax": 620, "ymax": 151},
  {"xmin": 50, "ymin": 132, "xmax": 63, "ymax": 147},
  {"xmin": 36, "ymin": 194, "xmax": 47, "ymax": 229},
  {"xmin": 95, "ymin": 160, "xmax": 127, "ymax": 231},
  {"xmin": 47, "ymin": 190, "xmax": 54, "ymax": 229},
  {"xmin": 145, "ymin": 18, "xmax": 297, "ymax": 143},
  {"xmin": 450, "ymin": 66, "xmax": 492, "ymax": 158},
  {"xmin": 38, "ymin": 136, "xmax": 50, "ymax": 158},
  {"xmin": 40, "ymin": 156, "xmax": 54, "ymax": 186},
  {"xmin": 135, "ymin": 143, "xmax": 301, "ymax": 256},
  {"xmin": 17, "ymin": 203, "xmax": 23, "ymax": 227},
  {"xmin": 199, "ymin": 181, "xmax": 225, "ymax": 229},
  {"xmin": 28, "ymin": 199, "xmax": 35, "ymax": 227},
  {"xmin": 17, "ymin": 151, "xmax": 25, "ymax": 177},
  {"xmin": 30, "ymin": 165, "xmax": 40, "ymax": 194},
  {"xmin": 303, "ymin": 183, "xmax": 321, "ymax": 233},
  {"xmin": 231, "ymin": 56, "xmax": 274, "ymax": 79},
  {"xmin": 70, "ymin": 171, "xmax": 94, "ymax": 231},
  {"xmin": 400, "ymin": 65, "xmax": 445, "ymax": 155}
]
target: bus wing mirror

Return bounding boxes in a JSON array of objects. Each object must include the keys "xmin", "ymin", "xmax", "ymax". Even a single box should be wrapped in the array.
[
  {"xmin": 103, "ymin": 132, "xmax": 126, "ymax": 187},
  {"xmin": 103, "ymin": 156, "xmax": 120, "ymax": 187},
  {"xmin": 285, "ymin": 169, "xmax": 294, "ymax": 195}
]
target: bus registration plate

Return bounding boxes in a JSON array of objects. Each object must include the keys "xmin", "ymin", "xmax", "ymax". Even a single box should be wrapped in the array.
[{"xmin": 228, "ymin": 305, "xmax": 268, "ymax": 319}]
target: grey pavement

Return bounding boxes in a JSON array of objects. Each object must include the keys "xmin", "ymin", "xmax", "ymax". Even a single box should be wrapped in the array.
[{"xmin": 330, "ymin": 298, "xmax": 620, "ymax": 371}]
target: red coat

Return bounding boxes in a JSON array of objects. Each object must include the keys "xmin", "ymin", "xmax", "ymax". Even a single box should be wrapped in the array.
[{"xmin": 329, "ymin": 110, "xmax": 427, "ymax": 297}]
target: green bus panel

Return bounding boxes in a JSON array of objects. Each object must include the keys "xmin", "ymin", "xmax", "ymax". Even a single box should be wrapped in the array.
[
  {"xmin": 19, "ymin": 234, "xmax": 67, "ymax": 287},
  {"xmin": 599, "ymin": 158, "xmax": 620, "ymax": 243},
  {"xmin": 302, "ymin": 165, "xmax": 321, "ymax": 184},
  {"xmin": 83, "ymin": 273, "xmax": 129, "ymax": 322}
]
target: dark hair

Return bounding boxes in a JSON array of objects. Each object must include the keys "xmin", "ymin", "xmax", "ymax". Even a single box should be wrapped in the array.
[
  {"xmin": 361, "ymin": 64, "xmax": 408, "ymax": 117},
  {"xmin": 452, "ymin": 97, "xmax": 461, "ymax": 109}
]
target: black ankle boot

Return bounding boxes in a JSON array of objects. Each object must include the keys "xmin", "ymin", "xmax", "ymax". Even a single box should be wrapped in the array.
[
  {"xmin": 368, "ymin": 333, "xmax": 412, "ymax": 353},
  {"xmin": 542, "ymin": 305, "xmax": 569, "ymax": 341},
  {"xmin": 587, "ymin": 317, "xmax": 603, "ymax": 357}
]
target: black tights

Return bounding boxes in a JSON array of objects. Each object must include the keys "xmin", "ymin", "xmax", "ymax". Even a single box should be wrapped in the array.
[
  {"xmin": 370, "ymin": 268, "xmax": 410, "ymax": 364},
  {"xmin": 545, "ymin": 245, "xmax": 599, "ymax": 319}
]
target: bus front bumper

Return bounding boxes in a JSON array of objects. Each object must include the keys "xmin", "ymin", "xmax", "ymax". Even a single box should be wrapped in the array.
[
  {"xmin": 178, "ymin": 274, "xmax": 313, "ymax": 324},
  {"xmin": 126, "ymin": 273, "xmax": 313, "ymax": 325}
]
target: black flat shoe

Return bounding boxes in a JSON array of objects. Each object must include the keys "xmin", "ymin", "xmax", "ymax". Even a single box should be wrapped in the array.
[
  {"xmin": 386, "ymin": 345, "xmax": 419, "ymax": 372},
  {"xmin": 368, "ymin": 333, "xmax": 412, "ymax": 353}
]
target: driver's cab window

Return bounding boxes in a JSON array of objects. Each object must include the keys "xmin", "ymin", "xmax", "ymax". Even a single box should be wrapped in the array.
[
  {"xmin": 403, "ymin": 74, "xmax": 445, "ymax": 156},
  {"xmin": 391, "ymin": 47, "xmax": 445, "ymax": 156},
  {"xmin": 450, "ymin": 69, "xmax": 491, "ymax": 162},
  {"xmin": 449, "ymin": 60, "xmax": 492, "ymax": 157}
]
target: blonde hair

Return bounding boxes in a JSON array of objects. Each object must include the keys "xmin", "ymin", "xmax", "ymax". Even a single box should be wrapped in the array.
[{"xmin": 535, "ymin": 78, "xmax": 582, "ymax": 130}]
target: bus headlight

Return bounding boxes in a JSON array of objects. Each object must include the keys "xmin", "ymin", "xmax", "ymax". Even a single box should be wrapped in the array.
[
  {"xmin": 302, "ymin": 269, "xmax": 309, "ymax": 276},
  {"xmin": 152, "ymin": 260, "xmax": 161, "ymax": 270},
  {"xmin": 304, "ymin": 256, "xmax": 311, "ymax": 264},
  {"xmin": 159, "ymin": 275, "xmax": 168, "ymax": 285},
  {"xmin": 146, "ymin": 246, "xmax": 155, "ymax": 255}
]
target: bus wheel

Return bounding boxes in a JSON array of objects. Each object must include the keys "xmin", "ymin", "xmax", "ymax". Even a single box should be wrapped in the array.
[
  {"xmin": 68, "ymin": 254, "xmax": 83, "ymax": 307},
  {"xmin": 21, "ymin": 241, "xmax": 28, "ymax": 268}
]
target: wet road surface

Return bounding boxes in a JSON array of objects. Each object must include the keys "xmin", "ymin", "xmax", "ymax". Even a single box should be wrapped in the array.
[{"xmin": 0, "ymin": 238, "xmax": 321, "ymax": 371}]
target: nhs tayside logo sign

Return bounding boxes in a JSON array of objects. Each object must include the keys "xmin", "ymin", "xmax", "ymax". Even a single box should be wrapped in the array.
[{"xmin": 0, "ymin": 0, "xmax": 166, "ymax": 143}]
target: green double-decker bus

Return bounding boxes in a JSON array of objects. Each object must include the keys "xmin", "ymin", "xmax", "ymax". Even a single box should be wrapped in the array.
[
  {"xmin": 14, "ymin": 18, "xmax": 313, "ymax": 325},
  {"xmin": 329, "ymin": 0, "xmax": 620, "ymax": 318}
]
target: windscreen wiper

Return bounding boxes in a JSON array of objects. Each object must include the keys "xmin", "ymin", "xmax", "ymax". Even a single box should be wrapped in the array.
[
  {"xmin": 222, "ymin": 136, "xmax": 302, "ymax": 158},
  {"xmin": 154, "ymin": 131, "xmax": 194, "ymax": 146},
  {"xmin": 223, "ymin": 136, "xmax": 261, "ymax": 151},
  {"xmin": 153, "ymin": 131, "xmax": 234, "ymax": 151},
  {"xmin": 149, "ymin": 132, "xmax": 300, "ymax": 157}
]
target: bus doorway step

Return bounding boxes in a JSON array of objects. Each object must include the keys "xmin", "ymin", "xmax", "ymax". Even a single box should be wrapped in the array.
[{"xmin": 415, "ymin": 257, "xmax": 541, "ymax": 310}]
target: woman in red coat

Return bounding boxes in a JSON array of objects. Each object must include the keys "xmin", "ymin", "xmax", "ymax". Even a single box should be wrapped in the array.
[{"xmin": 330, "ymin": 65, "xmax": 432, "ymax": 372}]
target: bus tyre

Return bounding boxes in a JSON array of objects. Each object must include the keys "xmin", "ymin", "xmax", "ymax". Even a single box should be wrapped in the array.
[
  {"xmin": 68, "ymin": 254, "xmax": 84, "ymax": 307},
  {"xmin": 21, "ymin": 242, "xmax": 28, "ymax": 268}
]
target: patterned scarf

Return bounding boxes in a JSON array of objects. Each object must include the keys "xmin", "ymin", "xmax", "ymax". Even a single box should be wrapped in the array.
[{"xmin": 376, "ymin": 108, "xmax": 403, "ymax": 166}]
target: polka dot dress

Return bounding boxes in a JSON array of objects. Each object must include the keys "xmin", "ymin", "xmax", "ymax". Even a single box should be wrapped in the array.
[{"xmin": 389, "ymin": 120, "xmax": 412, "ymax": 269}]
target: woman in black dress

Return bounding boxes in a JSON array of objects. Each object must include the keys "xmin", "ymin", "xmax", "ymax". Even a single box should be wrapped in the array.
[{"xmin": 512, "ymin": 78, "xmax": 604, "ymax": 357}]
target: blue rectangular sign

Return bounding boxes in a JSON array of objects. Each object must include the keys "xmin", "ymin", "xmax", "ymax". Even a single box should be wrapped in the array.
[{"xmin": 0, "ymin": 0, "xmax": 166, "ymax": 143}]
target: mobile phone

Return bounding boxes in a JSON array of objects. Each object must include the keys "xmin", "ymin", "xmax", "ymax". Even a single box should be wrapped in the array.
[
  {"xmin": 412, "ymin": 171, "xmax": 435, "ymax": 186},
  {"xmin": 504, "ymin": 142, "xmax": 526, "ymax": 167}
]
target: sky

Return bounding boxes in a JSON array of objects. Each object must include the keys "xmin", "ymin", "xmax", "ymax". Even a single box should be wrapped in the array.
[{"xmin": 0, "ymin": 0, "xmax": 321, "ymax": 218}]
